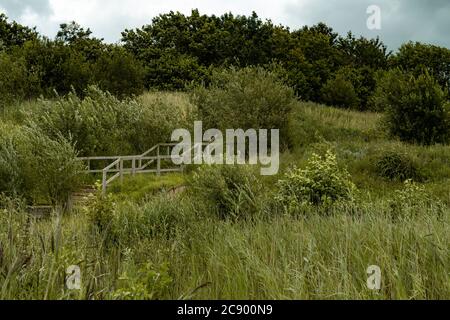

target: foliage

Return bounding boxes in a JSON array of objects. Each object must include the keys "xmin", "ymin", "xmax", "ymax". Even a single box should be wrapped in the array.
[
  {"xmin": 391, "ymin": 42, "xmax": 450, "ymax": 94},
  {"xmin": 0, "ymin": 123, "xmax": 83, "ymax": 204},
  {"xmin": 373, "ymin": 69, "xmax": 450, "ymax": 145},
  {"xmin": 373, "ymin": 150, "xmax": 422, "ymax": 182},
  {"xmin": 112, "ymin": 262, "xmax": 172, "ymax": 300},
  {"xmin": 0, "ymin": 90, "xmax": 449, "ymax": 300},
  {"xmin": 0, "ymin": 52, "xmax": 39, "ymax": 106},
  {"xmin": 19, "ymin": 38, "xmax": 92, "ymax": 96},
  {"xmin": 25, "ymin": 86, "xmax": 141, "ymax": 156},
  {"xmin": 191, "ymin": 67, "xmax": 295, "ymax": 140},
  {"xmin": 0, "ymin": 124, "xmax": 24, "ymax": 196},
  {"xmin": 189, "ymin": 165, "xmax": 261, "ymax": 219},
  {"xmin": 92, "ymin": 46, "xmax": 145, "ymax": 97},
  {"xmin": 20, "ymin": 126, "xmax": 84, "ymax": 205},
  {"xmin": 26, "ymin": 87, "xmax": 195, "ymax": 157},
  {"xmin": 0, "ymin": 13, "xmax": 37, "ymax": 48},
  {"xmin": 56, "ymin": 21, "xmax": 95, "ymax": 45},
  {"xmin": 144, "ymin": 52, "xmax": 208, "ymax": 90},
  {"xmin": 87, "ymin": 192, "xmax": 195, "ymax": 246},
  {"xmin": 276, "ymin": 150, "xmax": 356, "ymax": 208},
  {"xmin": 121, "ymin": 10, "xmax": 277, "ymax": 67},
  {"xmin": 320, "ymin": 72, "xmax": 359, "ymax": 109},
  {"xmin": 389, "ymin": 180, "xmax": 443, "ymax": 219}
]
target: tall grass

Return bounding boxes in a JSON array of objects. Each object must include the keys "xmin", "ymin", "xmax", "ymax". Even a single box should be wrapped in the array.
[{"xmin": 0, "ymin": 195, "xmax": 448, "ymax": 300}]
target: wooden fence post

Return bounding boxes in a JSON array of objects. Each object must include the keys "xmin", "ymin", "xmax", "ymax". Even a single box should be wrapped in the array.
[
  {"xmin": 157, "ymin": 145, "xmax": 161, "ymax": 176},
  {"xmin": 102, "ymin": 169, "xmax": 107, "ymax": 197},
  {"xmin": 120, "ymin": 158, "xmax": 124, "ymax": 183}
]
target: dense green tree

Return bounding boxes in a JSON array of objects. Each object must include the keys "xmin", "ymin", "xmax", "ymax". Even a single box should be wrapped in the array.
[
  {"xmin": 320, "ymin": 72, "xmax": 359, "ymax": 109},
  {"xmin": 19, "ymin": 39, "xmax": 92, "ymax": 96},
  {"xmin": 56, "ymin": 21, "xmax": 104, "ymax": 61},
  {"xmin": 0, "ymin": 52, "xmax": 40, "ymax": 106},
  {"xmin": 284, "ymin": 24, "xmax": 342, "ymax": 101},
  {"xmin": 0, "ymin": 13, "xmax": 37, "ymax": 49},
  {"xmin": 391, "ymin": 42, "xmax": 450, "ymax": 94},
  {"xmin": 93, "ymin": 46, "xmax": 145, "ymax": 97},
  {"xmin": 337, "ymin": 32, "xmax": 390, "ymax": 69},
  {"xmin": 373, "ymin": 69, "xmax": 450, "ymax": 145},
  {"xmin": 145, "ymin": 51, "xmax": 208, "ymax": 90}
]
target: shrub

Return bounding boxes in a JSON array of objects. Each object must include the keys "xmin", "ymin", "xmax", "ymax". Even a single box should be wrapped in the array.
[
  {"xmin": 116, "ymin": 195, "xmax": 193, "ymax": 241},
  {"xmin": 373, "ymin": 150, "xmax": 423, "ymax": 182},
  {"xmin": 87, "ymin": 193, "xmax": 195, "ymax": 246},
  {"xmin": 191, "ymin": 67, "xmax": 295, "ymax": 142},
  {"xmin": 86, "ymin": 192, "xmax": 116, "ymax": 235},
  {"xmin": 320, "ymin": 72, "xmax": 360, "ymax": 109},
  {"xmin": 27, "ymin": 87, "xmax": 197, "ymax": 157},
  {"xmin": 135, "ymin": 92, "xmax": 198, "ymax": 153},
  {"xmin": 0, "ymin": 52, "xmax": 39, "ymax": 106},
  {"xmin": 276, "ymin": 150, "xmax": 356, "ymax": 209},
  {"xmin": 92, "ymin": 46, "xmax": 145, "ymax": 97},
  {"xmin": 25, "ymin": 86, "xmax": 138, "ymax": 156},
  {"xmin": 0, "ymin": 123, "xmax": 83, "ymax": 205},
  {"xmin": 145, "ymin": 52, "xmax": 208, "ymax": 90},
  {"xmin": 20, "ymin": 39, "xmax": 92, "ymax": 96},
  {"xmin": 372, "ymin": 69, "xmax": 450, "ymax": 145},
  {"xmin": 112, "ymin": 262, "xmax": 172, "ymax": 300},
  {"xmin": 0, "ymin": 124, "xmax": 24, "ymax": 196},
  {"xmin": 188, "ymin": 165, "xmax": 261, "ymax": 219},
  {"xmin": 389, "ymin": 179, "xmax": 444, "ymax": 219},
  {"xmin": 21, "ymin": 126, "xmax": 84, "ymax": 205}
]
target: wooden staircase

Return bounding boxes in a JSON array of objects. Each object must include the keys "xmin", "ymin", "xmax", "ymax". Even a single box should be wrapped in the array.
[
  {"xmin": 77, "ymin": 142, "xmax": 208, "ymax": 196},
  {"xmin": 69, "ymin": 185, "xmax": 97, "ymax": 208},
  {"xmin": 27, "ymin": 185, "xmax": 97, "ymax": 218}
]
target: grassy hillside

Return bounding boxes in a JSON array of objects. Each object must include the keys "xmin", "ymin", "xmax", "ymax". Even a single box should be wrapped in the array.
[{"xmin": 1, "ymin": 94, "xmax": 448, "ymax": 300}]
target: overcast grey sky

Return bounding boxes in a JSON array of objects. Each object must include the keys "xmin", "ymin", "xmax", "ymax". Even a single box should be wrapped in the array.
[{"xmin": 1, "ymin": 0, "xmax": 449, "ymax": 51}]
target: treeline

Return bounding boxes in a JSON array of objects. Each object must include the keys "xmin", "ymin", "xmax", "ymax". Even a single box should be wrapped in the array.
[{"xmin": 1, "ymin": 10, "xmax": 450, "ymax": 110}]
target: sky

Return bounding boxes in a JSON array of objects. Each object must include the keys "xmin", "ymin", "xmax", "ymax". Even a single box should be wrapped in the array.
[{"xmin": 1, "ymin": 0, "xmax": 449, "ymax": 51}]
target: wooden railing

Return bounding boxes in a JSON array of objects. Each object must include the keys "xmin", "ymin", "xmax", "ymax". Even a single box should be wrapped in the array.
[{"xmin": 78, "ymin": 143, "xmax": 207, "ymax": 196}]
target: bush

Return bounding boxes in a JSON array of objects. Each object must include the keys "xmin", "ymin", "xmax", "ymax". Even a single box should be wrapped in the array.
[
  {"xmin": 320, "ymin": 72, "xmax": 360, "ymax": 109},
  {"xmin": 0, "ymin": 124, "xmax": 24, "ymax": 196},
  {"xmin": 20, "ymin": 39, "xmax": 92, "ymax": 96},
  {"xmin": 87, "ymin": 193, "xmax": 194, "ymax": 246},
  {"xmin": 389, "ymin": 180, "xmax": 444, "ymax": 219},
  {"xmin": 112, "ymin": 262, "xmax": 172, "ymax": 300},
  {"xmin": 373, "ymin": 150, "xmax": 423, "ymax": 182},
  {"xmin": 276, "ymin": 150, "xmax": 356, "ymax": 209},
  {"xmin": 191, "ymin": 67, "xmax": 295, "ymax": 141},
  {"xmin": 0, "ymin": 123, "xmax": 83, "ymax": 204},
  {"xmin": 372, "ymin": 69, "xmax": 450, "ymax": 145},
  {"xmin": 188, "ymin": 165, "xmax": 261, "ymax": 219},
  {"xmin": 93, "ymin": 46, "xmax": 145, "ymax": 97},
  {"xmin": 27, "ymin": 87, "xmax": 197, "ymax": 157},
  {"xmin": 135, "ymin": 92, "xmax": 198, "ymax": 153},
  {"xmin": 21, "ymin": 126, "xmax": 84, "ymax": 205},
  {"xmin": 0, "ymin": 52, "xmax": 39, "ymax": 106},
  {"xmin": 145, "ymin": 52, "xmax": 208, "ymax": 90}
]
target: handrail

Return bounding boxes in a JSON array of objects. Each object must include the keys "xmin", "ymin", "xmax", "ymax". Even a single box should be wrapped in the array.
[
  {"xmin": 79, "ymin": 142, "xmax": 210, "ymax": 196},
  {"xmin": 101, "ymin": 158, "xmax": 121, "ymax": 195}
]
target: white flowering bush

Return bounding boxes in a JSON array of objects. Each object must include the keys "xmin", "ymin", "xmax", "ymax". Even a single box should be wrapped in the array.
[
  {"xmin": 389, "ymin": 179, "xmax": 443, "ymax": 219},
  {"xmin": 276, "ymin": 150, "xmax": 356, "ymax": 209}
]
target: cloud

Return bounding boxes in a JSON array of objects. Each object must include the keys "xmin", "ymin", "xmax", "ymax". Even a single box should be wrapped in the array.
[
  {"xmin": 1, "ymin": 0, "xmax": 449, "ymax": 50},
  {"xmin": 283, "ymin": 0, "xmax": 450, "ymax": 50},
  {"xmin": 1, "ymin": 0, "xmax": 52, "ymax": 17}
]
